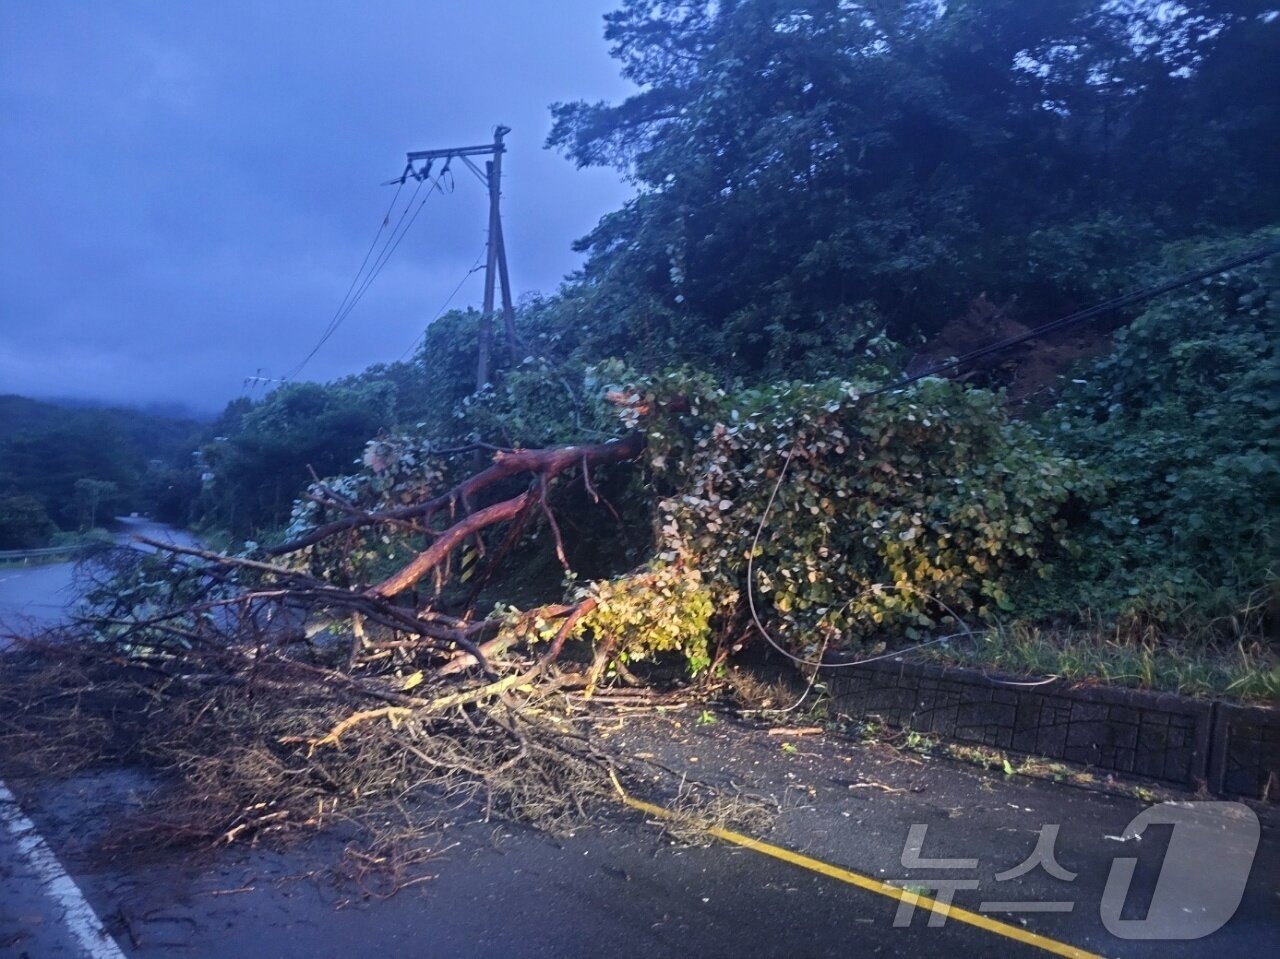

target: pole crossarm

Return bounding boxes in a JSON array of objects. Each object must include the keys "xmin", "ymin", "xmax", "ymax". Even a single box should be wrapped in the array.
[
  {"xmin": 405, "ymin": 142, "xmax": 505, "ymax": 162},
  {"xmin": 399, "ymin": 126, "xmax": 512, "ymax": 184},
  {"xmin": 393, "ymin": 126, "xmax": 516, "ymax": 391}
]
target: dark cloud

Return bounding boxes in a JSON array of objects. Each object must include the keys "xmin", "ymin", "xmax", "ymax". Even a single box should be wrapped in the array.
[{"xmin": 0, "ymin": 1, "xmax": 631, "ymax": 411}]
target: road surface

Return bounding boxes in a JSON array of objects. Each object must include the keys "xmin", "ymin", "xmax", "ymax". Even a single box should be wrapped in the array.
[
  {"xmin": 1, "ymin": 521, "xmax": 1275, "ymax": 958},
  {"xmin": 2, "ymin": 710, "xmax": 1276, "ymax": 958},
  {"xmin": 0, "ymin": 518, "xmax": 197, "ymax": 638}
]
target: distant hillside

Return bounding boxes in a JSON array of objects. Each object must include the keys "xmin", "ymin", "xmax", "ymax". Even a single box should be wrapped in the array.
[
  {"xmin": 0, "ymin": 394, "xmax": 203, "ymax": 545},
  {"xmin": 30, "ymin": 395, "xmax": 217, "ymax": 422},
  {"xmin": 0, "ymin": 394, "xmax": 208, "ymax": 435}
]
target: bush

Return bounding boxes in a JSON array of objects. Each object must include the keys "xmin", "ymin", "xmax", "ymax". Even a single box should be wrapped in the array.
[
  {"xmin": 0, "ymin": 495, "xmax": 56, "ymax": 549},
  {"xmin": 1037, "ymin": 230, "xmax": 1279, "ymax": 642},
  {"xmin": 583, "ymin": 372, "xmax": 1083, "ymax": 667}
]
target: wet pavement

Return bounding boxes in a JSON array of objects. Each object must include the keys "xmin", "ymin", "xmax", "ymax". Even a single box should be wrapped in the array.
[
  {"xmin": 0, "ymin": 518, "xmax": 197, "ymax": 638},
  {"xmin": 2, "ymin": 521, "xmax": 1275, "ymax": 957},
  {"xmin": 3, "ymin": 711, "xmax": 1276, "ymax": 958}
]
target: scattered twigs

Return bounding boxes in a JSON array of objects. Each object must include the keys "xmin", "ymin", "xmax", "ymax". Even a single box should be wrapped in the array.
[
  {"xmin": 420, "ymin": 599, "xmax": 596, "ymax": 714},
  {"xmin": 0, "ymin": 417, "xmax": 781, "ymax": 892}
]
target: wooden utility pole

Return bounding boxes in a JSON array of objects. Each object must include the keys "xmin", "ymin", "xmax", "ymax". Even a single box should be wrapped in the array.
[{"xmin": 401, "ymin": 124, "xmax": 517, "ymax": 393}]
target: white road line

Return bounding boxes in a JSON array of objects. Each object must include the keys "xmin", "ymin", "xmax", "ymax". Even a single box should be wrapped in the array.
[{"xmin": 0, "ymin": 779, "xmax": 128, "ymax": 959}]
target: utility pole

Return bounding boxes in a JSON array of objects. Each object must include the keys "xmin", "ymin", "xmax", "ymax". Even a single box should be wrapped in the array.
[{"xmin": 400, "ymin": 124, "xmax": 518, "ymax": 392}]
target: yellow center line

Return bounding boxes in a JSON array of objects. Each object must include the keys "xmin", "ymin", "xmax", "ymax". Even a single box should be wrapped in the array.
[{"xmin": 612, "ymin": 780, "xmax": 1105, "ymax": 959}]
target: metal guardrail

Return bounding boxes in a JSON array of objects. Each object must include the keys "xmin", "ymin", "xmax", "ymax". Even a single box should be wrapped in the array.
[{"xmin": 0, "ymin": 544, "xmax": 88, "ymax": 562}]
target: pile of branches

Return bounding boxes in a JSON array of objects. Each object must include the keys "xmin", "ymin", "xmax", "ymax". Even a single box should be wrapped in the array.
[
  {"xmin": 0, "ymin": 628, "xmax": 615, "ymax": 834},
  {"xmin": 73, "ymin": 428, "xmax": 654, "ymax": 708},
  {"xmin": 0, "ymin": 426, "xmax": 775, "ymax": 885}
]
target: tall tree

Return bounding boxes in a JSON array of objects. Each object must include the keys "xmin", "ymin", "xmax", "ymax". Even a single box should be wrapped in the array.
[{"xmin": 547, "ymin": 1, "xmax": 1279, "ymax": 377}]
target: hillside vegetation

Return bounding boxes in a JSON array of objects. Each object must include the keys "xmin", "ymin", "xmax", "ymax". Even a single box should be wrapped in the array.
[
  {"xmin": 0, "ymin": 396, "xmax": 202, "ymax": 548},
  {"xmin": 65, "ymin": 2, "xmax": 1280, "ymax": 695},
  {"xmin": 2, "ymin": 0, "xmax": 1275, "ymax": 867}
]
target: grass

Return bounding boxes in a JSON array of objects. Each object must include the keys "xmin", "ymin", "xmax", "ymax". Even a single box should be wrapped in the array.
[{"xmin": 923, "ymin": 622, "xmax": 1278, "ymax": 704}]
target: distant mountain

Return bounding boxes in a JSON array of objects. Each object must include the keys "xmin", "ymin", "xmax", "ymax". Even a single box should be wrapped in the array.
[
  {"xmin": 0, "ymin": 394, "xmax": 205, "ymax": 540},
  {"xmin": 27, "ymin": 395, "xmax": 217, "ymax": 422}
]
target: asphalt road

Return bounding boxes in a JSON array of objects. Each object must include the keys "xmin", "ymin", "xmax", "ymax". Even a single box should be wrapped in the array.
[
  {"xmin": 0, "ymin": 518, "xmax": 197, "ymax": 639},
  {"xmin": 1, "ymin": 520, "xmax": 1275, "ymax": 957},
  {"xmin": 3, "ymin": 712, "xmax": 1276, "ymax": 959}
]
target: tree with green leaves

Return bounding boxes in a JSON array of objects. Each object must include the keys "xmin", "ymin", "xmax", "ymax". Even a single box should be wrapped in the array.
[
  {"xmin": 0, "ymin": 495, "xmax": 56, "ymax": 550},
  {"xmin": 72, "ymin": 478, "xmax": 120, "ymax": 531},
  {"xmin": 198, "ymin": 380, "xmax": 397, "ymax": 538},
  {"xmin": 542, "ymin": 0, "xmax": 1278, "ymax": 377}
]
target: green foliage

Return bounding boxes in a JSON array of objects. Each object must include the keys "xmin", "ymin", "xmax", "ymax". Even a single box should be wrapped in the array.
[
  {"xmin": 603, "ymin": 372, "xmax": 1083, "ymax": 664},
  {"xmin": 926, "ymin": 623, "xmax": 1279, "ymax": 704},
  {"xmin": 577, "ymin": 564, "xmax": 717, "ymax": 674},
  {"xmin": 405, "ymin": 306, "xmax": 620, "ymax": 450},
  {"xmin": 0, "ymin": 394, "xmax": 201, "ymax": 537},
  {"xmin": 279, "ymin": 433, "xmax": 457, "ymax": 583},
  {"xmin": 82, "ymin": 549, "xmax": 232, "ymax": 651},
  {"xmin": 199, "ymin": 380, "xmax": 396, "ymax": 538},
  {"xmin": 0, "ymin": 494, "xmax": 56, "ymax": 549},
  {"xmin": 1037, "ymin": 232, "xmax": 1279, "ymax": 640},
  {"xmin": 457, "ymin": 358, "xmax": 618, "ymax": 449},
  {"xmin": 541, "ymin": 1, "xmax": 1279, "ymax": 379},
  {"xmin": 171, "ymin": 3, "xmax": 1278, "ymax": 694}
]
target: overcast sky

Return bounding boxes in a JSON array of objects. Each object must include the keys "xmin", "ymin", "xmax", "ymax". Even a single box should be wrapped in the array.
[{"xmin": 0, "ymin": 1, "xmax": 633, "ymax": 413}]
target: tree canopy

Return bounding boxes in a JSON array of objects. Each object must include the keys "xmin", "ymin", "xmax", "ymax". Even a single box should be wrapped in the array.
[
  {"xmin": 50, "ymin": 1, "xmax": 1273, "ymax": 699},
  {"xmin": 541, "ymin": 0, "xmax": 1278, "ymax": 376}
]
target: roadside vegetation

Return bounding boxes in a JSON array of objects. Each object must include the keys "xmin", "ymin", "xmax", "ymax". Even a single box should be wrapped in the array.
[{"xmin": 1, "ymin": 1, "xmax": 1275, "ymax": 868}]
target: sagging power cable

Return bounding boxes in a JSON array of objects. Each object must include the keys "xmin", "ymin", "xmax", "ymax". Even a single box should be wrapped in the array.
[
  {"xmin": 284, "ymin": 171, "xmax": 449, "ymax": 382},
  {"xmin": 396, "ymin": 247, "xmax": 488, "ymax": 363},
  {"xmin": 867, "ymin": 242, "xmax": 1280, "ymax": 397}
]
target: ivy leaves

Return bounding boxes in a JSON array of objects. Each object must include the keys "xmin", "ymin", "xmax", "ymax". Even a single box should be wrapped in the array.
[{"xmin": 624, "ymin": 373, "xmax": 1081, "ymax": 661}]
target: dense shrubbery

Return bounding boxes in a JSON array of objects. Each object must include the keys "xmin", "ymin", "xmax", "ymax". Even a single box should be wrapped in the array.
[
  {"xmin": 1032, "ymin": 231, "xmax": 1279, "ymax": 642},
  {"xmin": 593, "ymin": 374, "xmax": 1082, "ymax": 664}
]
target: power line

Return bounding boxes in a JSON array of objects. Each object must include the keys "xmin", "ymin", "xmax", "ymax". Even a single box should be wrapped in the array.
[
  {"xmin": 743, "ymin": 242, "xmax": 1280, "ymax": 673},
  {"xmin": 285, "ymin": 177, "xmax": 435, "ymax": 380},
  {"xmin": 283, "ymin": 172, "xmax": 448, "ymax": 383},
  {"xmin": 317, "ymin": 175, "xmax": 445, "ymax": 350},
  {"xmin": 281, "ymin": 179, "xmax": 408, "ymax": 383},
  {"xmin": 397, "ymin": 247, "xmax": 488, "ymax": 363},
  {"xmin": 865, "ymin": 242, "xmax": 1280, "ymax": 397}
]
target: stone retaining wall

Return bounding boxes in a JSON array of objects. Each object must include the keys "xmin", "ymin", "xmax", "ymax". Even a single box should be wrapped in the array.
[{"xmin": 826, "ymin": 657, "xmax": 1275, "ymax": 801}]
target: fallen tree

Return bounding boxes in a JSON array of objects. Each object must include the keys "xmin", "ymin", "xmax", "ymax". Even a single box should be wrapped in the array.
[
  {"xmin": 0, "ymin": 371, "xmax": 1102, "ymax": 878},
  {"xmin": 64, "ymin": 373, "xmax": 1087, "ymax": 723}
]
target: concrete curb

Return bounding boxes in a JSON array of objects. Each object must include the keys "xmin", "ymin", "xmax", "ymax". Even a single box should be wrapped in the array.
[{"xmin": 825, "ymin": 656, "xmax": 1276, "ymax": 801}]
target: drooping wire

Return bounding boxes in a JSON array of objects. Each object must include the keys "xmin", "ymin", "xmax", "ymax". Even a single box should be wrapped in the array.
[
  {"xmin": 745, "ymin": 445, "xmax": 979, "ymax": 671},
  {"xmin": 396, "ymin": 247, "xmax": 488, "ymax": 364},
  {"xmin": 740, "ymin": 242, "xmax": 1280, "ymax": 674},
  {"xmin": 334, "ymin": 174, "xmax": 447, "ymax": 322},
  {"xmin": 282, "ymin": 178, "xmax": 409, "ymax": 383},
  {"xmin": 863, "ymin": 242, "xmax": 1280, "ymax": 398},
  {"xmin": 283, "ymin": 169, "xmax": 450, "ymax": 382}
]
